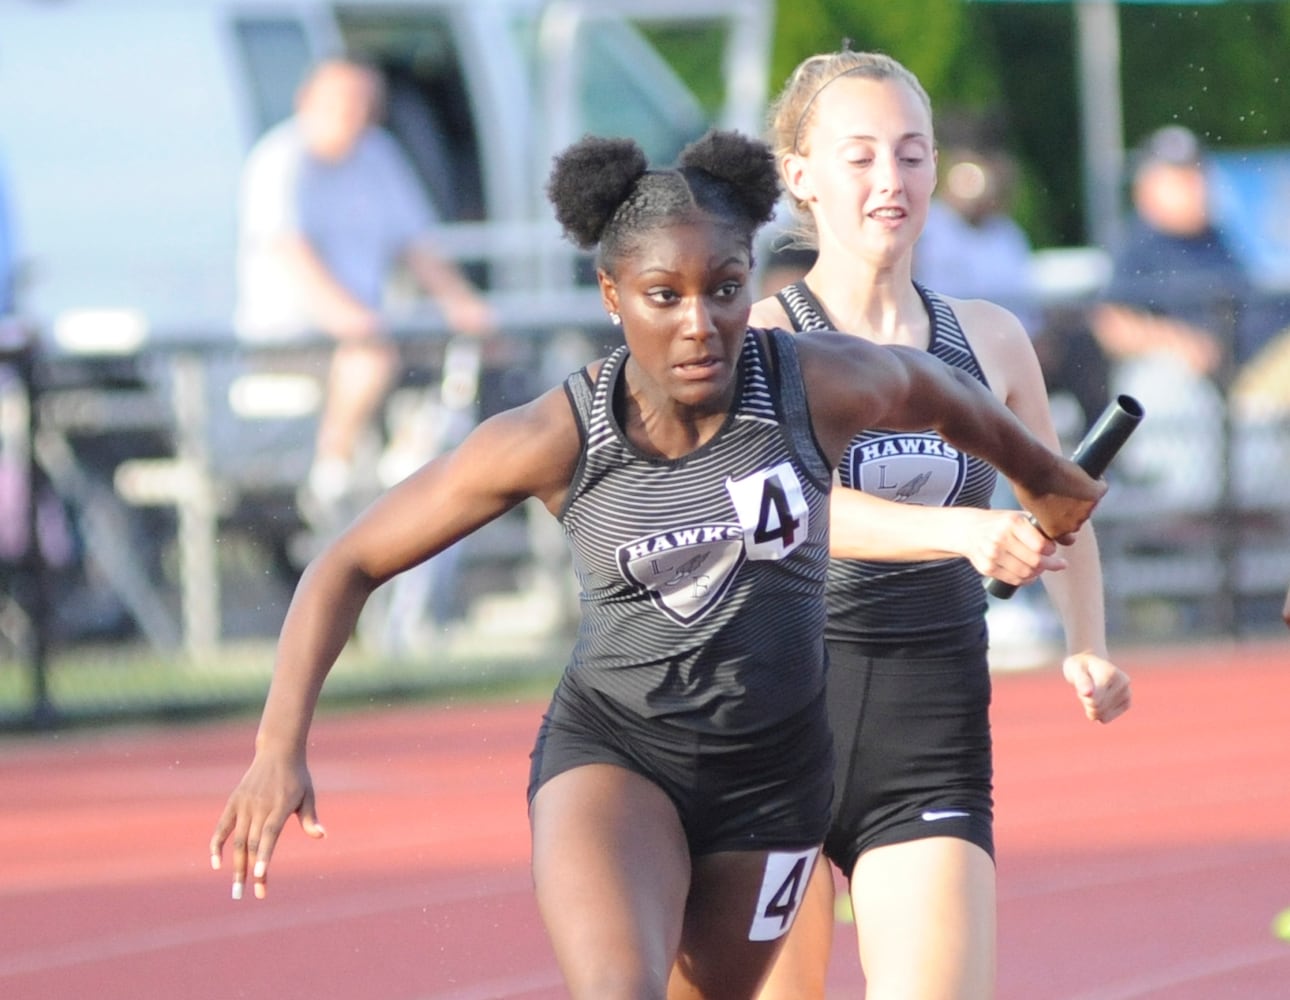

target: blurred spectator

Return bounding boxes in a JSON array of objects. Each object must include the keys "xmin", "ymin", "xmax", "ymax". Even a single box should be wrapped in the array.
[
  {"xmin": 1, "ymin": 157, "xmax": 78, "ymax": 642},
  {"xmin": 1093, "ymin": 125, "xmax": 1248, "ymax": 377},
  {"xmin": 234, "ymin": 57, "xmax": 494, "ymax": 526},
  {"xmin": 1089, "ymin": 125, "xmax": 1252, "ymax": 508},
  {"xmin": 914, "ymin": 131, "xmax": 1062, "ymax": 662},
  {"xmin": 915, "ymin": 142, "xmax": 1039, "ymax": 332}
]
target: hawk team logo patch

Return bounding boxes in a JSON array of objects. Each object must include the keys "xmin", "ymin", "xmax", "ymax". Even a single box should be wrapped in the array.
[
  {"xmin": 618, "ymin": 524, "xmax": 745, "ymax": 626},
  {"xmin": 851, "ymin": 432, "xmax": 965, "ymax": 506}
]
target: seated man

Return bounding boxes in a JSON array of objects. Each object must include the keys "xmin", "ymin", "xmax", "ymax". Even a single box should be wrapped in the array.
[
  {"xmin": 1090, "ymin": 125, "xmax": 1250, "ymax": 508},
  {"xmin": 234, "ymin": 57, "xmax": 494, "ymax": 524}
]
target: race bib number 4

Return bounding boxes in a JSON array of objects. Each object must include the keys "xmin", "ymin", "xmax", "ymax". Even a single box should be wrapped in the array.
[
  {"xmin": 748, "ymin": 847, "xmax": 820, "ymax": 941},
  {"xmin": 725, "ymin": 462, "xmax": 809, "ymax": 561}
]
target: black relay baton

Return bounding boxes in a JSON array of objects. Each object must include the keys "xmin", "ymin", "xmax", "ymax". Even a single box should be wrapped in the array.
[{"xmin": 986, "ymin": 394, "xmax": 1145, "ymax": 600}]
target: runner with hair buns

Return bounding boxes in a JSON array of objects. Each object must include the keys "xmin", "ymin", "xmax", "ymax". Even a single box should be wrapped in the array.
[
  {"xmin": 753, "ymin": 49, "xmax": 1133, "ymax": 1000},
  {"xmin": 210, "ymin": 126, "xmax": 1105, "ymax": 1000}
]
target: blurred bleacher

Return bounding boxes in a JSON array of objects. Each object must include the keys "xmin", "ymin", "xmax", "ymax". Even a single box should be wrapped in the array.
[{"xmin": 2, "ymin": 271, "xmax": 1288, "ymax": 728}]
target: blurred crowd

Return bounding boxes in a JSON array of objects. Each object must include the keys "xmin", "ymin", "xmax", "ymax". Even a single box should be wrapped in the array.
[{"xmin": 3, "ymin": 66, "xmax": 1290, "ymax": 653}]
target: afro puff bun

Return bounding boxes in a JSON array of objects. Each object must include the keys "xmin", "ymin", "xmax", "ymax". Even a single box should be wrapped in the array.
[
  {"xmin": 678, "ymin": 130, "xmax": 781, "ymax": 230},
  {"xmin": 546, "ymin": 136, "xmax": 648, "ymax": 250}
]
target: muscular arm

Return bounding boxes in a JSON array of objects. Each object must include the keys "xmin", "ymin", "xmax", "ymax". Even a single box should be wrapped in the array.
[
  {"xmin": 259, "ymin": 386, "xmax": 577, "ymax": 738},
  {"xmin": 826, "ymin": 307, "xmax": 1068, "ymax": 576},
  {"xmin": 754, "ymin": 299, "xmax": 1060, "ymax": 571},
  {"xmin": 798, "ymin": 331, "xmax": 1104, "ymax": 542},
  {"xmin": 828, "ymin": 489, "xmax": 1060, "ymax": 577},
  {"xmin": 969, "ymin": 301, "xmax": 1129, "ymax": 721},
  {"xmin": 265, "ymin": 384, "xmax": 576, "ymax": 738},
  {"xmin": 210, "ymin": 384, "xmax": 581, "ymax": 895}
]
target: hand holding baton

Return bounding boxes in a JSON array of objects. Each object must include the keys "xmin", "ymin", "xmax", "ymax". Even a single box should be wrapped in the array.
[{"xmin": 986, "ymin": 394, "xmax": 1145, "ymax": 599}]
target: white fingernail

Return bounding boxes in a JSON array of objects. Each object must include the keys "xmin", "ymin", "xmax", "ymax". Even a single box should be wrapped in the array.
[
  {"xmin": 253, "ymin": 860, "xmax": 266, "ymax": 878},
  {"xmin": 232, "ymin": 881, "xmax": 244, "ymax": 901},
  {"xmin": 210, "ymin": 855, "xmax": 220, "ymax": 871}
]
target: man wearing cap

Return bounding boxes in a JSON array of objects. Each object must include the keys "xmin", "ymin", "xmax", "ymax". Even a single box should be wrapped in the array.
[
  {"xmin": 1093, "ymin": 125, "xmax": 1249, "ymax": 376},
  {"xmin": 1089, "ymin": 125, "xmax": 1251, "ymax": 508}
]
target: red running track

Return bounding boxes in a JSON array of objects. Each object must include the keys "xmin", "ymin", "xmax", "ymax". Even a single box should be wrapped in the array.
[{"xmin": 1, "ymin": 639, "xmax": 1288, "ymax": 999}]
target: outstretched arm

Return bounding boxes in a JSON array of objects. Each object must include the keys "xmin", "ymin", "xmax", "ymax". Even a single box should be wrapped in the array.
[
  {"xmin": 798, "ymin": 332, "xmax": 1105, "ymax": 543},
  {"xmin": 976, "ymin": 304, "xmax": 1131, "ymax": 724},
  {"xmin": 824, "ymin": 304, "xmax": 1066, "ymax": 579},
  {"xmin": 829, "ymin": 489, "xmax": 1067, "ymax": 583},
  {"xmin": 209, "ymin": 385, "xmax": 580, "ymax": 900}
]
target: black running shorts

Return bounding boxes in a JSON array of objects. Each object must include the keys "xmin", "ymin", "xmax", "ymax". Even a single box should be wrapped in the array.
[
  {"xmin": 529, "ymin": 668, "xmax": 833, "ymax": 856},
  {"xmin": 822, "ymin": 641, "xmax": 995, "ymax": 874}
]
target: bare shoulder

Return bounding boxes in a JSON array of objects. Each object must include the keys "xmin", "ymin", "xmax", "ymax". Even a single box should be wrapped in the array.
[
  {"xmin": 468, "ymin": 376, "xmax": 585, "ymax": 508},
  {"xmin": 792, "ymin": 332, "xmax": 916, "ymax": 462},
  {"xmin": 494, "ymin": 374, "xmax": 584, "ymax": 450},
  {"xmin": 794, "ymin": 329, "xmax": 908, "ymax": 383},
  {"xmin": 936, "ymin": 293, "xmax": 1036, "ymax": 396},
  {"xmin": 937, "ymin": 293, "xmax": 1029, "ymax": 342}
]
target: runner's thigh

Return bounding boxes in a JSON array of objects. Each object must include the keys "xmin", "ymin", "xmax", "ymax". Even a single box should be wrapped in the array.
[
  {"xmin": 531, "ymin": 763, "xmax": 691, "ymax": 1000},
  {"xmin": 669, "ymin": 846, "xmax": 820, "ymax": 1000}
]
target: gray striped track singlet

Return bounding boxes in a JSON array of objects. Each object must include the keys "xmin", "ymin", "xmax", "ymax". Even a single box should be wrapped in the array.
[
  {"xmin": 776, "ymin": 282, "xmax": 997, "ymax": 650},
  {"xmin": 557, "ymin": 328, "xmax": 833, "ymax": 735}
]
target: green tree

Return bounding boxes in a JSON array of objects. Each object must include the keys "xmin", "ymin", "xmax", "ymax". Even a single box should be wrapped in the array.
[
  {"xmin": 771, "ymin": 0, "xmax": 984, "ymax": 102},
  {"xmin": 769, "ymin": 0, "xmax": 1068, "ymax": 242},
  {"xmin": 771, "ymin": 0, "xmax": 1290, "ymax": 247},
  {"xmin": 1118, "ymin": 2, "xmax": 1290, "ymax": 147}
]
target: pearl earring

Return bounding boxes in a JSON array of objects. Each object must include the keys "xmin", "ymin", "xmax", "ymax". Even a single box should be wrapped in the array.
[{"xmin": 609, "ymin": 312, "xmax": 621, "ymax": 326}]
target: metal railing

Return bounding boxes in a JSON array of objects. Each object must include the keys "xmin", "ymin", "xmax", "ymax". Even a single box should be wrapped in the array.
[
  {"xmin": 1, "ymin": 295, "xmax": 613, "ymax": 719},
  {"xmin": 3, "ymin": 280, "xmax": 1288, "ymax": 726}
]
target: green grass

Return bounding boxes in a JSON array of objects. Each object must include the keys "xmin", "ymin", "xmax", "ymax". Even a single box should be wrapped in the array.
[{"xmin": 0, "ymin": 629, "xmax": 569, "ymax": 732}]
